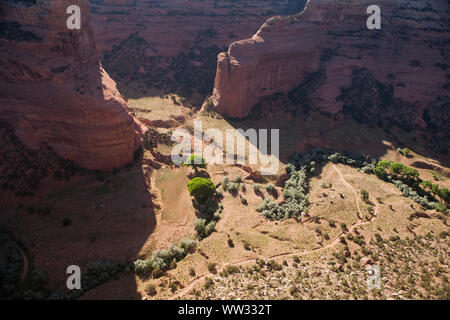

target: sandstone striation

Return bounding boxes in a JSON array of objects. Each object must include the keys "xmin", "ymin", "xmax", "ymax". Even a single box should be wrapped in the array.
[
  {"xmin": 0, "ymin": 0, "xmax": 142, "ymax": 170},
  {"xmin": 212, "ymin": 0, "xmax": 449, "ymax": 137}
]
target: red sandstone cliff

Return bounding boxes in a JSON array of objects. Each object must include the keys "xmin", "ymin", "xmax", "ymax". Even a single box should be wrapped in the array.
[
  {"xmin": 0, "ymin": 0, "xmax": 142, "ymax": 170},
  {"xmin": 212, "ymin": 0, "xmax": 449, "ymax": 135},
  {"xmin": 89, "ymin": 0, "xmax": 307, "ymax": 101}
]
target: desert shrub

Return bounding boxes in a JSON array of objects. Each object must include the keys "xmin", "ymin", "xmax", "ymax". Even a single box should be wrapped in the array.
[
  {"xmin": 361, "ymin": 164, "xmax": 375, "ymax": 174},
  {"xmin": 266, "ymin": 260, "xmax": 282, "ymax": 271},
  {"xmin": 402, "ymin": 148, "xmax": 412, "ymax": 158},
  {"xmin": 213, "ymin": 211, "xmax": 221, "ymax": 221},
  {"xmin": 257, "ymin": 164, "xmax": 310, "ymax": 220},
  {"xmin": 392, "ymin": 180, "xmax": 436, "ymax": 209},
  {"xmin": 435, "ymin": 203, "xmax": 448, "ymax": 213},
  {"xmin": 195, "ymin": 201, "xmax": 222, "ymax": 239},
  {"xmin": 144, "ymin": 283, "xmax": 157, "ymax": 296},
  {"xmin": 265, "ymin": 183, "xmax": 276, "ymax": 194},
  {"xmin": 196, "ymin": 197, "xmax": 218, "ymax": 216},
  {"xmin": 204, "ymin": 277, "xmax": 214, "ymax": 289},
  {"xmin": 234, "ymin": 174, "xmax": 242, "ymax": 183},
  {"xmin": 204, "ymin": 97, "xmax": 215, "ymax": 113},
  {"xmin": 194, "ymin": 219, "xmax": 207, "ymax": 237},
  {"xmin": 437, "ymin": 187, "xmax": 450, "ymax": 205},
  {"xmin": 77, "ymin": 261, "xmax": 127, "ymax": 298},
  {"xmin": 222, "ymin": 177, "xmax": 230, "ymax": 191},
  {"xmin": 188, "ymin": 177, "xmax": 215, "ymax": 202},
  {"xmin": 189, "ymin": 267, "xmax": 196, "ymax": 277},
  {"xmin": 289, "ymin": 286, "xmax": 299, "ymax": 297},
  {"xmin": 361, "ymin": 190, "xmax": 369, "ymax": 202},
  {"xmin": 222, "ymin": 265, "xmax": 240, "ymax": 277},
  {"xmin": 374, "ymin": 165, "xmax": 388, "ymax": 180},
  {"xmin": 253, "ymin": 184, "xmax": 261, "ymax": 192},
  {"xmin": 133, "ymin": 238, "xmax": 196, "ymax": 277},
  {"xmin": 227, "ymin": 182, "xmax": 238, "ymax": 194},
  {"xmin": 194, "ymin": 218, "xmax": 216, "ymax": 239},
  {"xmin": 169, "ymin": 282, "xmax": 178, "ymax": 292},
  {"xmin": 204, "ymin": 221, "xmax": 216, "ymax": 236},
  {"xmin": 421, "ymin": 180, "xmax": 432, "ymax": 191},
  {"xmin": 207, "ymin": 263, "xmax": 217, "ymax": 273},
  {"xmin": 431, "ymin": 184, "xmax": 440, "ymax": 195},
  {"xmin": 133, "ymin": 259, "xmax": 152, "ymax": 276}
]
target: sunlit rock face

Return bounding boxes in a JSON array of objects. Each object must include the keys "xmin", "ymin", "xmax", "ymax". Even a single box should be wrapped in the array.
[
  {"xmin": 88, "ymin": 0, "xmax": 307, "ymax": 101},
  {"xmin": 0, "ymin": 0, "xmax": 142, "ymax": 170},
  {"xmin": 212, "ymin": 0, "xmax": 449, "ymax": 137}
]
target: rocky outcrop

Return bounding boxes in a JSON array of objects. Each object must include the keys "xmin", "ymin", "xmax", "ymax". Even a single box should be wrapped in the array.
[
  {"xmin": 89, "ymin": 0, "xmax": 307, "ymax": 102},
  {"xmin": 0, "ymin": 0, "xmax": 142, "ymax": 170},
  {"xmin": 212, "ymin": 0, "xmax": 449, "ymax": 136}
]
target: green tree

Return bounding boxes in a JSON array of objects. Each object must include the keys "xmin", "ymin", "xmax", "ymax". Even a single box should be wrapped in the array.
[
  {"xmin": 374, "ymin": 165, "xmax": 388, "ymax": 180},
  {"xmin": 431, "ymin": 184, "xmax": 440, "ymax": 195},
  {"xmin": 437, "ymin": 187, "xmax": 450, "ymax": 205},
  {"xmin": 421, "ymin": 180, "xmax": 432, "ymax": 191},
  {"xmin": 361, "ymin": 190, "xmax": 369, "ymax": 202},
  {"xmin": 402, "ymin": 148, "xmax": 412, "ymax": 158},
  {"xmin": 377, "ymin": 160, "xmax": 391, "ymax": 169},
  {"xmin": 389, "ymin": 162, "xmax": 404, "ymax": 177},
  {"xmin": 188, "ymin": 177, "xmax": 215, "ymax": 202},
  {"xmin": 184, "ymin": 154, "xmax": 206, "ymax": 170}
]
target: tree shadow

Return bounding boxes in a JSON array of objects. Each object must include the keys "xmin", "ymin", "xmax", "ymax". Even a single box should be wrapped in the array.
[{"xmin": 192, "ymin": 196, "xmax": 221, "ymax": 220}]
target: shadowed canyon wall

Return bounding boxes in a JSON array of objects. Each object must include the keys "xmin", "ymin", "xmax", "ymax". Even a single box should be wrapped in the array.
[
  {"xmin": 212, "ymin": 0, "xmax": 449, "ymax": 139},
  {"xmin": 0, "ymin": 0, "xmax": 142, "ymax": 170},
  {"xmin": 89, "ymin": 0, "xmax": 307, "ymax": 102}
]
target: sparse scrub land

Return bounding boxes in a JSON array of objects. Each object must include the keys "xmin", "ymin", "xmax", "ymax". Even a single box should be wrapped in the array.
[
  {"xmin": 256, "ymin": 149, "xmax": 448, "ymax": 223},
  {"xmin": 193, "ymin": 232, "xmax": 449, "ymax": 300},
  {"xmin": 3, "ymin": 115, "xmax": 448, "ymax": 301}
]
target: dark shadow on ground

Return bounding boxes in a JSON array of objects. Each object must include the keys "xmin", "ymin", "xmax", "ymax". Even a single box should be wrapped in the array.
[
  {"xmin": 0, "ymin": 146, "xmax": 156, "ymax": 300},
  {"xmin": 225, "ymin": 106, "xmax": 450, "ymax": 171}
]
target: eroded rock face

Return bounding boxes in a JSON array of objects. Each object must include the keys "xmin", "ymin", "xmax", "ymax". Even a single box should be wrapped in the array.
[
  {"xmin": 89, "ymin": 0, "xmax": 307, "ymax": 102},
  {"xmin": 212, "ymin": 0, "xmax": 449, "ymax": 136},
  {"xmin": 0, "ymin": 0, "xmax": 142, "ymax": 170}
]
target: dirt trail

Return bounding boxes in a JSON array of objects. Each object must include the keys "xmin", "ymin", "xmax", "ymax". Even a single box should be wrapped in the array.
[
  {"xmin": 333, "ymin": 164, "xmax": 363, "ymax": 220},
  {"xmin": 169, "ymin": 165, "xmax": 379, "ymax": 300}
]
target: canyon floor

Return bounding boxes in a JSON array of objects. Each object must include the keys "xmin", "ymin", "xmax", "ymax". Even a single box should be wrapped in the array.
[{"xmin": 1, "ymin": 96, "xmax": 449, "ymax": 300}]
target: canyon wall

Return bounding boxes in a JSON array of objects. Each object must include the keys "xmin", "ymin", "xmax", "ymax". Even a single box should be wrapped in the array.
[
  {"xmin": 0, "ymin": 0, "xmax": 142, "ymax": 170},
  {"xmin": 89, "ymin": 0, "xmax": 307, "ymax": 102},
  {"xmin": 212, "ymin": 0, "xmax": 449, "ymax": 136}
]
